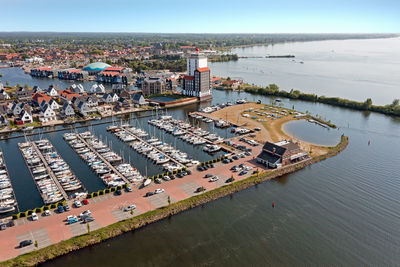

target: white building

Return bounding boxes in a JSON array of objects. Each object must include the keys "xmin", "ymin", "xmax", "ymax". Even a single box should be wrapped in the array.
[{"xmin": 187, "ymin": 54, "xmax": 207, "ymax": 76}]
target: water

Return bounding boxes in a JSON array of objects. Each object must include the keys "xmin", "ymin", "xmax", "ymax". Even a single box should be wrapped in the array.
[
  {"xmin": 282, "ymin": 119, "xmax": 341, "ymax": 146},
  {"xmin": 210, "ymin": 37, "xmax": 400, "ymax": 105},
  {"xmin": 42, "ymin": 88, "xmax": 400, "ymax": 266},
  {"xmin": 3, "ymin": 38, "xmax": 400, "ymax": 265}
]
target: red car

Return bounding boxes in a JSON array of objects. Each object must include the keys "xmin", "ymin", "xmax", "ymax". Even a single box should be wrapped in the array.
[{"xmin": 82, "ymin": 199, "xmax": 89, "ymax": 205}]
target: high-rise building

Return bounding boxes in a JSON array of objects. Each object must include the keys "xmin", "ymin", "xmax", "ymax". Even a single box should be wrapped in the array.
[{"xmin": 182, "ymin": 53, "xmax": 212, "ymax": 100}]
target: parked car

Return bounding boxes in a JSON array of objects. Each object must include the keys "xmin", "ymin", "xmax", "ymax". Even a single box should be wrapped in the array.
[
  {"xmin": 155, "ymin": 178, "xmax": 162, "ymax": 184},
  {"xmin": 83, "ymin": 216, "xmax": 95, "ymax": 223},
  {"xmin": 126, "ymin": 186, "xmax": 133, "ymax": 192},
  {"xmin": 74, "ymin": 200, "xmax": 82, "ymax": 208},
  {"xmin": 68, "ymin": 217, "xmax": 79, "ymax": 224},
  {"xmin": 226, "ymin": 177, "xmax": 235, "ymax": 183},
  {"xmin": 209, "ymin": 176, "xmax": 219, "ymax": 182},
  {"xmin": 186, "ymin": 170, "xmax": 192, "ymax": 175},
  {"xmin": 0, "ymin": 224, "xmax": 6, "ymax": 231},
  {"xmin": 63, "ymin": 205, "xmax": 70, "ymax": 211},
  {"xmin": 169, "ymin": 174, "xmax": 175, "ymax": 180},
  {"xmin": 19, "ymin": 240, "xmax": 33, "ymax": 248},
  {"xmin": 124, "ymin": 205, "xmax": 136, "ymax": 212},
  {"xmin": 44, "ymin": 210, "xmax": 51, "ymax": 216},
  {"xmin": 82, "ymin": 199, "xmax": 89, "ymax": 205},
  {"xmin": 79, "ymin": 210, "xmax": 91, "ymax": 218},
  {"xmin": 176, "ymin": 173, "xmax": 183, "ymax": 178},
  {"xmin": 154, "ymin": 188, "xmax": 165, "ymax": 194},
  {"xmin": 239, "ymin": 170, "xmax": 248, "ymax": 176},
  {"xmin": 57, "ymin": 205, "xmax": 65, "ymax": 213},
  {"xmin": 196, "ymin": 186, "xmax": 206, "ymax": 193},
  {"xmin": 209, "ymin": 164, "xmax": 214, "ymax": 169},
  {"xmin": 163, "ymin": 176, "xmax": 171, "ymax": 181},
  {"xmin": 205, "ymin": 173, "xmax": 213, "ymax": 178},
  {"xmin": 116, "ymin": 189, "xmax": 122, "ymax": 195},
  {"xmin": 31, "ymin": 212, "xmax": 38, "ymax": 221},
  {"xmin": 145, "ymin": 191, "xmax": 155, "ymax": 197},
  {"xmin": 245, "ymin": 151, "xmax": 252, "ymax": 156}
]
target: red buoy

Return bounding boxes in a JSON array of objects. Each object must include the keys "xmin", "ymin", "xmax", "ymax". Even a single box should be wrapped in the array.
[{"xmin": 272, "ymin": 201, "xmax": 275, "ymax": 208}]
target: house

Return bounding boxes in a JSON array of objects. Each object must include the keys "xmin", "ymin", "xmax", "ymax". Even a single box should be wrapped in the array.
[
  {"xmin": 256, "ymin": 140, "xmax": 307, "ymax": 168},
  {"xmin": 39, "ymin": 104, "xmax": 57, "ymax": 122},
  {"xmin": 61, "ymin": 103, "xmax": 75, "ymax": 117},
  {"xmin": 0, "ymin": 88, "xmax": 10, "ymax": 100},
  {"xmin": 32, "ymin": 86, "xmax": 44, "ymax": 94},
  {"xmin": 132, "ymin": 92, "xmax": 146, "ymax": 105},
  {"xmin": 49, "ymin": 99, "xmax": 60, "ymax": 110},
  {"xmin": 116, "ymin": 97, "xmax": 130, "ymax": 110},
  {"xmin": 70, "ymin": 84, "xmax": 85, "ymax": 94},
  {"xmin": 0, "ymin": 103, "xmax": 9, "ymax": 115},
  {"xmin": 76, "ymin": 101, "xmax": 90, "ymax": 116},
  {"xmin": 11, "ymin": 102, "xmax": 31, "ymax": 116},
  {"xmin": 86, "ymin": 95, "xmax": 98, "ymax": 107},
  {"xmin": 0, "ymin": 115, "xmax": 9, "ymax": 127},
  {"xmin": 102, "ymin": 92, "xmax": 119, "ymax": 103},
  {"xmin": 18, "ymin": 110, "xmax": 33, "ymax": 124},
  {"xmin": 14, "ymin": 87, "xmax": 32, "ymax": 101},
  {"xmin": 142, "ymin": 77, "xmax": 166, "ymax": 96},
  {"xmin": 46, "ymin": 85, "xmax": 59, "ymax": 97},
  {"xmin": 59, "ymin": 90, "xmax": 80, "ymax": 103}
]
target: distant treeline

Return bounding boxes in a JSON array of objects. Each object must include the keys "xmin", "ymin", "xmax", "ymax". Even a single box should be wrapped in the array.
[
  {"xmin": 208, "ymin": 54, "xmax": 239, "ymax": 62},
  {"xmin": 119, "ymin": 58, "xmax": 186, "ymax": 72},
  {"xmin": 244, "ymin": 84, "xmax": 400, "ymax": 116}
]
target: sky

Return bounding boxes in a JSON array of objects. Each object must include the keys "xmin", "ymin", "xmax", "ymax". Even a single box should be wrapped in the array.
[{"xmin": 0, "ymin": 0, "xmax": 399, "ymax": 33}]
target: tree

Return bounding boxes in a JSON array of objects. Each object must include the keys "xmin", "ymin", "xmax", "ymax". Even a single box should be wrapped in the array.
[
  {"xmin": 0, "ymin": 73, "xmax": 2, "ymax": 78},
  {"xmin": 167, "ymin": 195, "xmax": 171, "ymax": 205},
  {"xmin": 16, "ymin": 83, "xmax": 21, "ymax": 88},
  {"xmin": 363, "ymin": 98, "xmax": 372, "ymax": 109},
  {"xmin": 34, "ymin": 240, "xmax": 38, "ymax": 248},
  {"xmin": 87, "ymin": 223, "xmax": 90, "ymax": 233},
  {"xmin": 391, "ymin": 99, "xmax": 399, "ymax": 107},
  {"xmin": 5, "ymin": 81, "xmax": 9, "ymax": 86}
]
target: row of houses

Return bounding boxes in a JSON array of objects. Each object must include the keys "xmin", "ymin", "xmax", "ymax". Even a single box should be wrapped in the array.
[{"xmin": 0, "ymin": 82, "xmax": 148, "ymax": 127}]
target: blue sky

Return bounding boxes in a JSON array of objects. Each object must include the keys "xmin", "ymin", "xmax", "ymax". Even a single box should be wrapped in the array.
[{"xmin": 0, "ymin": 0, "xmax": 399, "ymax": 33}]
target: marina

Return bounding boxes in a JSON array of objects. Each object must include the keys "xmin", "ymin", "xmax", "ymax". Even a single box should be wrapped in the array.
[
  {"xmin": 18, "ymin": 142, "xmax": 66, "ymax": 205},
  {"xmin": 108, "ymin": 124, "xmax": 196, "ymax": 172},
  {"xmin": 63, "ymin": 131, "xmax": 143, "ymax": 187},
  {"xmin": 0, "ymin": 149, "xmax": 18, "ymax": 215}
]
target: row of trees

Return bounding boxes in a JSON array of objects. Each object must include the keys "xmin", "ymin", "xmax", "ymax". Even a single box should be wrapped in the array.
[
  {"xmin": 244, "ymin": 84, "xmax": 400, "ymax": 116},
  {"xmin": 208, "ymin": 54, "xmax": 239, "ymax": 62},
  {"xmin": 119, "ymin": 58, "xmax": 186, "ymax": 72}
]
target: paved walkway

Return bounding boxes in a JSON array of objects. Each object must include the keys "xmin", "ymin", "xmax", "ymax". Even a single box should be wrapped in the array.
[{"xmin": 0, "ymin": 139, "xmax": 264, "ymax": 262}]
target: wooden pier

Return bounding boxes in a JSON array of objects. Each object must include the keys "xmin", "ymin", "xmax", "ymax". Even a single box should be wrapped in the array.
[
  {"xmin": 122, "ymin": 127, "xmax": 186, "ymax": 169},
  {"xmin": 75, "ymin": 134, "xmax": 131, "ymax": 185},
  {"xmin": 30, "ymin": 142, "xmax": 68, "ymax": 200}
]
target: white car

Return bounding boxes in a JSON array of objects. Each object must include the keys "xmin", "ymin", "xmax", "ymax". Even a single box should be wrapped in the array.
[
  {"xmin": 66, "ymin": 215, "xmax": 75, "ymax": 221},
  {"xmin": 154, "ymin": 188, "xmax": 165, "ymax": 194},
  {"xmin": 124, "ymin": 205, "xmax": 136, "ymax": 212},
  {"xmin": 209, "ymin": 176, "xmax": 219, "ymax": 182},
  {"xmin": 44, "ymin": 210, "xmax": 51, "ymax": 216},
  {"xmin": 79, "ymin": 210, "xmax": 91, "ymax": 218},
  {"xmin": 74, "ymin": 200, "xmax": 82, "ymax": 208},
  {"xmin": 163, "ymin": 176, "xmax": 171, "ymax": 181},
  {"xmin": 31, "ymin": 212, "xmax": 38, "ymax": 221}
]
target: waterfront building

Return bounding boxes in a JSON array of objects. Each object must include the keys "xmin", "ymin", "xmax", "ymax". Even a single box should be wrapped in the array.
[
  {"xmin": 132, "ymin": 92, "xmax": 147, "ymax": 106},
  {"xmin": 32, "ymin": 92, "xmax": 52, "ymax": 106},
  {"xmin": 39, "ymin": 104, "xmax": 57, "ymax": 122},
  {"xmin": 70, "ymin": 84, "xmax": 85, "ymax": 94},
  {"xmin": 61, "ymin": 103, "xmax": 75, "ymax": 117},
  {"xmin": 102, "ymin": 92, "xmax": 119, "ymax": 103},
  {"xmin": 0, "ymin": 115, "xmax": 9, "ymax": 127},
  {"xmin": 83, "ymin": 62, "xmax": 112, "ymax": 75},
  {"xmin": 17, "ymin": 110, "xmax": 33, "ymax": 124},
  {"xmin": 182, "ymin": 53, "xmax": 212, "ymax": 100},
  {"xmin": 256, "ymin": 140, "xmax": 308, "ymax": 168},
  {"xmin": 0, "ymin": 88, "xmax": 10, "ymax": 100},
  {"xmin": 57, "ymin": 69, "xmax": 88, "ymax": 80},
  {"xmin": 46, "ymin": 85, "xmax": 59, "ymax": 97},
  {"xmin": 142, "ymin": 77, "xmax": 166, "ymax": 96},
  {"xmin": 59, "ymin": 90, "xmax": 80, "ymax": 104},
  {"xmin": 14, "ymin": 86, "xmax": 32, "ymax": 101}
]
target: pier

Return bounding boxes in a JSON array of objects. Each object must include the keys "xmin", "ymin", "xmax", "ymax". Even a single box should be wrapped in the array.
[
  {"xmin": 121, "ymin": 126, "xmax": 186, "ymax": 169},
  {"xmin": 0, "ymin": 148, "xmax": 19, "ymax": 215},
  {"xmin": 75, "ymin": 134, "xmax": 131, "ymax": 185},
  {"xmin": 30, "ymin": 142, "xmax": 68, "ymax": 200}
]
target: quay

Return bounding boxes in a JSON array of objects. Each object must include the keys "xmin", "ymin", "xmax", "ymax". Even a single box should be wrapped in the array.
[
  {"xmin": 30, "ymin": 142, "xmax": 68, "ymax": 200},
  {"xmin": 120, "ymin": 126, "xmax": 186, "ymax": 169},
  {"xmin": 74, "ymin": 133, "xmax": 131, "ymax": 185}
]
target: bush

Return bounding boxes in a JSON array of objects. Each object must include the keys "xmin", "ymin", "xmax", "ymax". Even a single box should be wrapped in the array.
[
  {"xmin": 99, "ymin": 191, "xmax": 104, "ymax": 196},
  {"xmin": 27, "ymin": 210, "xmax": 33, "ymax": 216},
  {"xmin": 35, "ymin": 207, "xmax": 42, "ymax": 213},
  {"xmin": 93, "ymin": 192, "xmax": 98, "ymax": 197},
  {"xmin": 50, "ymin": 204, "xmax": 57, "ymax": 209}
]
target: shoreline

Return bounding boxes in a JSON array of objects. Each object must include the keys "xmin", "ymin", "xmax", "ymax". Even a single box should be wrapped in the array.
[{"xmin": 0, "ymin": 135, "xmax": 349, "ymax": 266}]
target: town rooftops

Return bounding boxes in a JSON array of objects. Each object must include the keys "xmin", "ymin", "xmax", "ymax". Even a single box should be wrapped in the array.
[
  {"xmin": 32, "ymin": 92, "xmax": 52, "ymax": 104},
  {"xmin": 257, "ymin": 151, "xmax": 281, "ymax": 164},
  {"xmin": 196, "ymin": 67, "xmax": 210, "ymax": 72}
]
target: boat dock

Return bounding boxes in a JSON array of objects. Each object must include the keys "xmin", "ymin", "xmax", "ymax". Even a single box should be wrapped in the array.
[
  {"xmin": 18, "ymin": 142, "xmax": 65, "ymax": 205},
  {"xmin": 189, "ymin": 111, "xmax": 236, "ymax": 127},
  {"xmin": 30, "ymin": 142, "xmax": 69, "ymax": 200},
  {"xmin": 119, "ymin": 126, "xmax": 186, "ymax": 169},
  {"xmin": 0, "ymin": 148, "xmax": 19, "ymax": 215},
  {"xmin": 75, "ymin": 134, "xmax": 131, "ymax": 185}
]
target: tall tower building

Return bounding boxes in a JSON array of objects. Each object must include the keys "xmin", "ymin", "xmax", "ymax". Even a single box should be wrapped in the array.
[{"xmin": 182, "ymin": 52, "xmax": 212, "ymax": 100}]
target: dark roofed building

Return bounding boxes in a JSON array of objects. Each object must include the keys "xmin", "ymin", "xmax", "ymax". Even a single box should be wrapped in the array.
[{"xmin": 257, "ymin": 140, "xmax": 307, "ymax": 168}]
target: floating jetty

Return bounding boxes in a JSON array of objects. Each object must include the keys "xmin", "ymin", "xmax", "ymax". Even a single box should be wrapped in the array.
[
  {"xmin": 0, "ymin": 149, "xmax": 18, "ymax": 215},
  {"xmin": 64, "ymin": 132, "xmax": 142, "ymax": 186},
  {"xmin": 148, "ymin": 117, "xmax": 224, "ymax": 154},
  {"xmin": 33, "ymin": 139, "xmax": 85, "ymax": 194},
  {"xmin": 108, "ymin": 125, "xmax": 193, "ymax": 172},
  {"xmin": 18, "ymin": 142, "xmax": 65, "ymax": 205}
]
